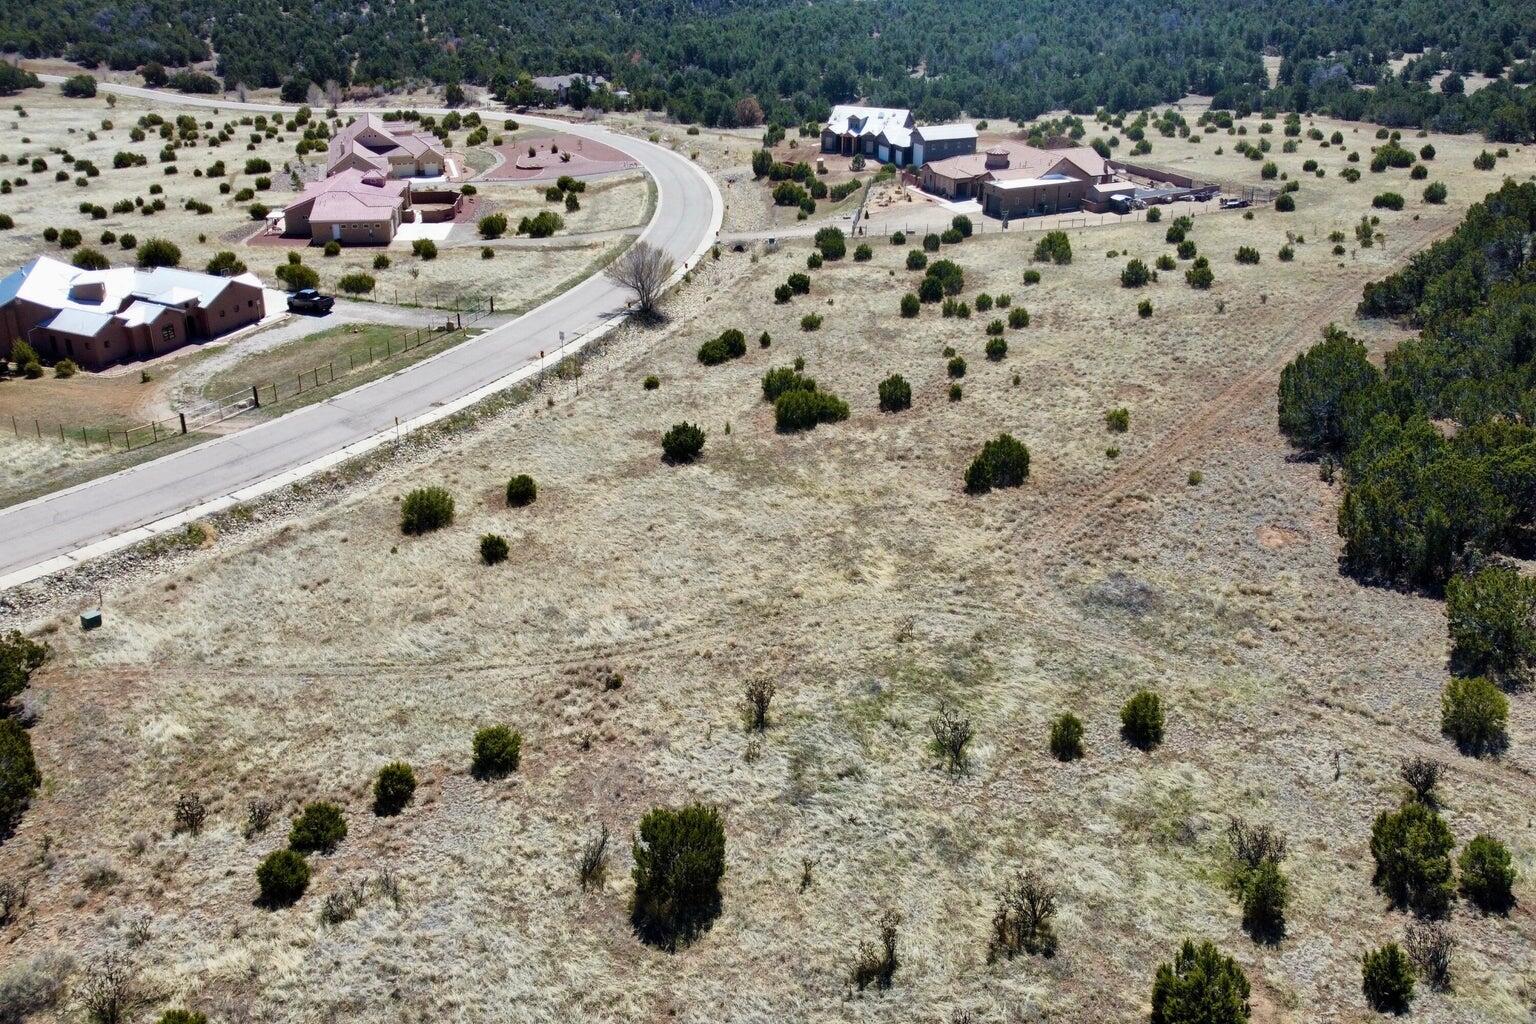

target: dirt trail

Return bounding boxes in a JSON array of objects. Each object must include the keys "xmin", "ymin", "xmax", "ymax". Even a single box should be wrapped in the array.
[{"xmin": 1032, "ymin": 217, "xmax": 1455, "ymax": 551}]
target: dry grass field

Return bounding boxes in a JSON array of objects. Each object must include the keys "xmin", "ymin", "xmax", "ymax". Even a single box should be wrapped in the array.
[{"xmin": 2, "ymin": 114, "xmax": 1535, "ymax": 1023}]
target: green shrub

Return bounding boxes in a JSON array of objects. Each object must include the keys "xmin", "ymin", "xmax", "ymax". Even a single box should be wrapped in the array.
[
  {"xmin": 322, "ymin": 239, "xmax": 341, "ymax": 257},
  {"xmin": 373, "ymin": 253, "xmax": 391, "ymax": 270},
  {"xmin": 472, "ymin": 725, "xmax": 522, "ymax": 778},
  {"xmin": 1150, "ymin": 940, "xmax": 1250, "ymax": 1024},
  {"xmin": 1023, "ymin": 269, "xmax": 1041, "ymax": 284},
  {"xmin": 643, "ymin": 375, "xmax": 661, "ymax": 390},
  {"xmin": 1138, "ymin": 298, "xmax": 1154, "ymax": 318},
  {"xmin": 1007, "ymin": 307, "xmax": 1030, "ymax": 329},
  {"xmin": 985, "ymin": 336, "xmax": 1008, "ymax": 361},
  {"xmin": 288, "ymin": 802, "xmax": 347, "ymax": 854},
  {"xmin": 762, "ymin": 366, "xmax": 816, "ymax": 402},
  {"xmin": 965, "ymin": 434, "xmax": 1030, "ymax": 494},
  {"xmin": 947, "ymin": 355, "xmax": 966, "ymax": 379},
  {"xmin": 256, "ymin": 849, "xmax": 310, "ymax": 908},
  {"xmin": 411, "ymin": 238, "xmax": 438, "ymax": 260},
  {"xmin": 1048, "ymin": 713, "xmax": 1083, "ymax": 761},
  {"xmin": 399, "ymin": 487, "xmax": 454, "ymax": 534},
  {"xmin": 1274, "ymin": 192, "xmax": 1296, "ymax": 212},
  {"xmin": 1441, "ymin": 675, "xmax": 1508, "ymax": 756},
  {"xmin": 853, "ymin": 243, "xmax": 872, "ymax": 262},
  {"xmin": 1362, "ymin": 943, "xmax": 1416, "ymax": 1014},
  {"xmin": 923, "ymin": 232, "xmax": 941, "ymax": 252},
  {"xmin": 786, "ymin": 272, "xmax": 810, "ymax": 294},
  {"xmin": 631, "ymin": 803, "xmax": 727, "ymax": 948},
  {"xmin": 905, "ymin": 249, "xmax": 927, "ymax": 271},
  {"xmin": 1120, "ymin": 690, "xmax": 1164, "ymax": 750},
  {"xmin": 135, "ymin": 237, "xmax": 181, "ymax": 268},
  {"xmin": 505, "ymin": 474, "xmax": 537, "ymax": 507},
  {"xmin": 1373, "ymin": 192, "xmax": 1405, "ymax": 211},
  {"xmin": 1458, "ymin": 834, "xmax": 1516, "ymax": 912},
  {"xmin": 1447, "ymin": 563, "xmax": 1536, "ymax": 686},
  {"xmin": 774, "ymin": 388, "xmax": 848, "ymax": 432},
  {"xmin": 1473, "ymin": 151, "xmax": 1496, "ymax": 171},
  {"xmin": 758, "ymin": 331, "xmax": 771, "ymax": 348},
  {"xmin": 800, "ymin": 313, "xmax": 822, "ymax": 331},
  {"xmin": 890, "ymin": 231, "xmax": 905, "ymax": 245},
  {"xmin": 1277, "ymin": 326, "xmax": 1379, "ymax": 452},
  {"xmin": 373, "ymin": 762, "xmax": 416, "ymax": 816},
  {"xmin": 0, "ymin": 631, "xmax": 47, "ymax": 708},
  {"xmin": 662, "ymin": 422, "xmax": 706, "ymax": 463},
  {"xmin": 1370, "ymin": 801, "xmax": 1455, "ymax": 917},
  {"xmin": 478, "ymin": 212, "xmax": 508, "ymax": 239},
  {"xmin": 1239, "ymin": 860, "xmax": 1289, "ymax": 941},
  {"xmin": 975, "ymin": 292, "xmax": 993, "ymax": 312},
  {"xmin": 0, "ymin": 720, "xmax": 41, "ymax": 837},
  {"xmin": 158, "ymin": 1010, "xmax": 209, "ymax": 1024},
  {"xmin": 1104, "ymin": 407, "xmax": 1130, "ymax": 433},
  {"xmin": 60, "ymin": 74, "xmax": 97, "ymax": 98},
  {"xmin": 1235, "ymin": 246, "xmax": 1260, "ymax": 264},
  {"xmin": 877, "ymin": 374, "xmax": 911, "ymax": 413},
  {"xmin": 1033, "ymin": 230, "xmax": 1072, "ymax": 264},
  {"xmin": 480, "ymin": 533, "xmax": 509, "ymax": 565},
  {"xmin": 1423, "ymin": 182, "xmax": 1447, "ymax": 204},
  {"xmin": 900, "ymin": 293, "xmax": 920, "ymax": 317},
  {"xmin": 53, "ymin": 358, "xmax": 78, "ymax": 379},
  {"xmin": 337, "ymin": 272, "xmax": 374, "ymax": 295},
  {"xmin": 1185, "ymin": 262, "xmax": 1214, "ymax": 289},
  {"xmin": 1120, "ymin": 258, "xmax": 1151, "ymax": 286},
  {"xmin": 813, "ymin": 226, "xmax": 846, "ymax": 260},
  {"xmin": 806, "ymin": 252, "xmax": 823, "ymax": 270}
]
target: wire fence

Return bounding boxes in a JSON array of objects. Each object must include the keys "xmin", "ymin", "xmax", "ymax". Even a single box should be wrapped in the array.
[
  {"xmin": 846, "ymin": 184, "xmax": 1280, "ymax": 242},
  {"xmin": 6, "ymin": 304, "xmax": 497, "ymax": 453}
]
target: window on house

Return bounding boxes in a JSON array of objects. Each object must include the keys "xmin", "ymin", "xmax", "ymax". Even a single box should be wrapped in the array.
[{"xmin": 161, "ymin": 324, "xmax": 176, "ymax": 343}]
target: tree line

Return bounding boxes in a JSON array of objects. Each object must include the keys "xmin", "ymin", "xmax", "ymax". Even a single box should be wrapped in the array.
[{"xmin": 2, "ymin": 0, "xmax": 1535, "ymax": 139}]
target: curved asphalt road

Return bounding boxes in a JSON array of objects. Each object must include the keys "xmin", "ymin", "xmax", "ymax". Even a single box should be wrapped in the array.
[{"xmin": 0, "ymin": 80, "xmax": 722, "ymax": 589}]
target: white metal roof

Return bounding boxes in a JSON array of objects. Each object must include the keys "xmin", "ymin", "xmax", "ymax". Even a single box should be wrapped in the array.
[
  {"xmin": 826, "ymin": 105, "xmax": 912, "ymax": 139},
  {"xmin": 915, "ymin": 123, "xmax": 978, "ymax": 142},
  {"xmin": 39, "ymin": 307, "xmax": 113, "ymax": 336},
  {"xmin": 989, "ymin": 173, "xmax": 1077, "ymax": 190}
]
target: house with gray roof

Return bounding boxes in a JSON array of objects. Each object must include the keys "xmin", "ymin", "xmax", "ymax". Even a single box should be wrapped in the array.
[
  {"xmin": 0, "ymin": 256, "xmax": 266, "ymax": 371},
  {"xmin": 820, "ymin": 106, "xmax": 977, "ymax": 168}
]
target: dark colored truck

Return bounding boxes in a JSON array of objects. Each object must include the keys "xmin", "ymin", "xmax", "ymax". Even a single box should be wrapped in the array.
[{"xmin": 287, "ymin": 288, "xmax": 335, "ymax": 315}]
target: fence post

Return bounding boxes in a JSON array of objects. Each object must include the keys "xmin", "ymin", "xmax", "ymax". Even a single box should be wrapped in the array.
[
  {"xmin": 252, "ymin": 384, "xmax": 261, "ymax": 409},
  {"xmin": 152, "ymin": 420, "xmax": 159, "ymax": 442},
  {"xmin": 179, "ymin": 412, "xmax": 187, "ymax": 435}
]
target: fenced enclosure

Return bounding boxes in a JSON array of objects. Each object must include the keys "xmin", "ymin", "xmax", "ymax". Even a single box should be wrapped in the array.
[{"xmin": 5, "ymin": 304, "xmax": 497, "ymax": 453}]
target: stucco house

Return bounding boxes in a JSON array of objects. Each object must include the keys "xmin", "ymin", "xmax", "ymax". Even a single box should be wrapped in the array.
[
  {"xmin": 282, "ymin": 169, "xmax": 413, "ymax": 245},
  {"xmin": 326, "ymin": 114, "xmax": 447, "ymax": 179},
  {"xmin": 0, "ymin": 256, "xmax": 265, "ymax": 371},
  {"xmin": 918, "ymin": 142, "xmax": 1116, "ymax": 218},
  {"xmin": 820, "ymin": 106, "xmax": 977, "ymax": 168}
]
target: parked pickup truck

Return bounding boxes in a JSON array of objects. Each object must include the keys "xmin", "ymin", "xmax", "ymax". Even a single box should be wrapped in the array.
[{"xmin": 287, "ymin": 288, "xmax": 335, "ymax": 315}]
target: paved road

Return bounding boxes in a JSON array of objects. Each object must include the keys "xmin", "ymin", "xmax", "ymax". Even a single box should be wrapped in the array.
[{"xmin": 0, "ymin": 79, "xmax": 722, "ymax": 588}]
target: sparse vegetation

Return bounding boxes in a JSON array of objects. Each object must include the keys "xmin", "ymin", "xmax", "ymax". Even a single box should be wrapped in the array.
[{"xmin": 399, "ymin": 487, "xmax": 455, "ymax": 535}]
